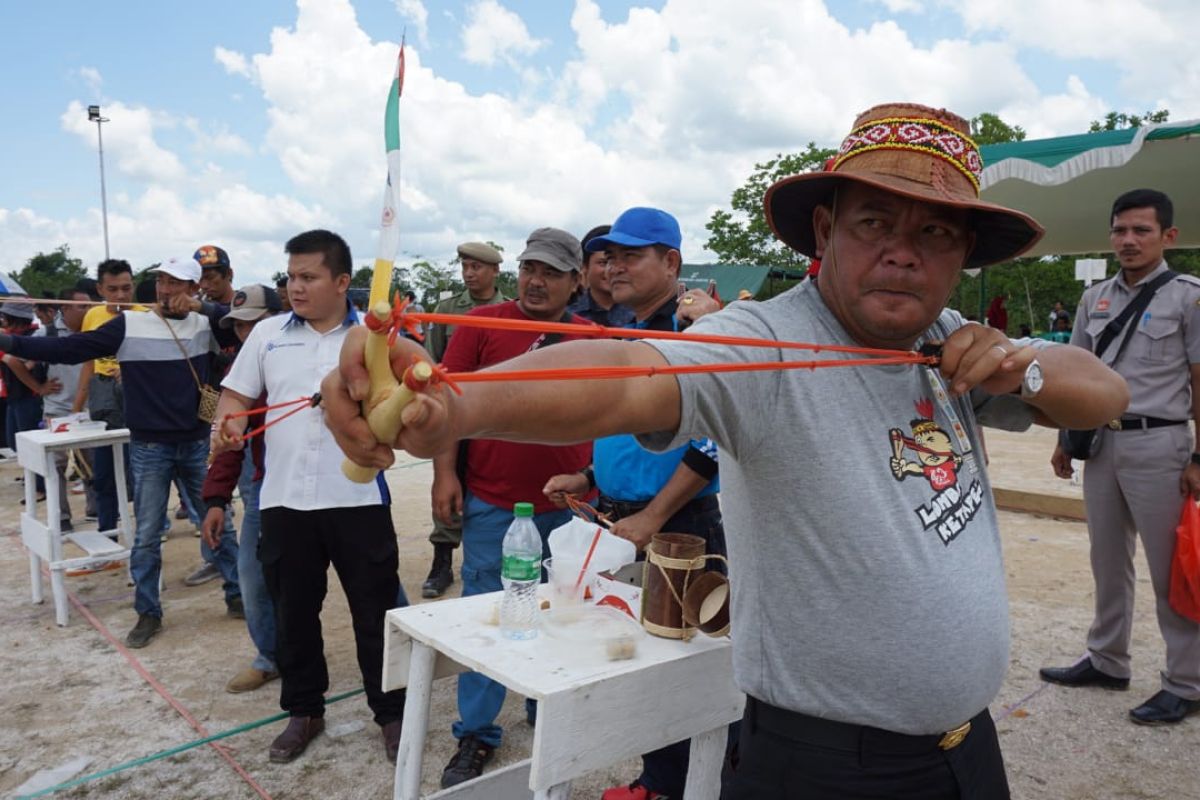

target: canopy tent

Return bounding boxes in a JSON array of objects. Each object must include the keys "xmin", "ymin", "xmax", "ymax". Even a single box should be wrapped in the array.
[
  {"xmin": 0, "ymin": 273, "xmax": 30, "ymax": 298},
  {"xmin": 678, "ymin": 263, "xmax": 775, "ymax": 301},
  {"xmin": 979, "ymin": 120, "xmax": 1200, "ymax": 258}
]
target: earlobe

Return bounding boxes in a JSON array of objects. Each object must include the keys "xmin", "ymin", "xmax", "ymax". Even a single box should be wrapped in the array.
[{"xmin": 812, "ymin": 206, "xmax": 832, "ymax": 255}]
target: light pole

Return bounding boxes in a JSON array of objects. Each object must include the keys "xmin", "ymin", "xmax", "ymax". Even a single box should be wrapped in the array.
[{"xmin": 87, "ymin": 104, "xmax": 110, "ymax": 260}]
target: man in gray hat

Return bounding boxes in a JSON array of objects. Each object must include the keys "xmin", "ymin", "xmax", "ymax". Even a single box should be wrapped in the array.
[
  {"xmin": 432, "ymin": 228, "xmax": 594, "ymax": 788},
  {"xmin": 421, "ymin": 241, "xmax": 507, "ymax": 598}
]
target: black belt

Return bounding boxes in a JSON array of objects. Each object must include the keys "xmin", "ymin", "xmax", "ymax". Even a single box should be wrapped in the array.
[
  {"xmin": 745, "ymin": 696, "xmax": 979, "ymax": 755},
  {"xmin": 1108, "ymin": 416, "xmax": 1187, "ymax": 431},
  {"xmin": 599, "ymin": 493, "xmax": 719, "ymax": 521}
]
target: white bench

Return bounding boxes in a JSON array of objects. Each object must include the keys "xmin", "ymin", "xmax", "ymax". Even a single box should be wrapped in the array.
[
  {"xmin": 383, "ymin": 592, "xmax": 744, "ymax": 800},
  {"xmin": 17, "ymin": 427, "xmax": 134, "ymax": 625}
]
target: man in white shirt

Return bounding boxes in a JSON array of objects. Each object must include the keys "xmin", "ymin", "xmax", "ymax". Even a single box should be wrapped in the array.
[{"xmin": 213, "ymin": 229, "xmax": 406, "ymax": 765}]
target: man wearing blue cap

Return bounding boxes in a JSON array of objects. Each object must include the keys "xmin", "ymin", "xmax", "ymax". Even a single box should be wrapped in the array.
[{"xmin": 544, "ymin": 207, "xmax": 727, "ymax": 800}]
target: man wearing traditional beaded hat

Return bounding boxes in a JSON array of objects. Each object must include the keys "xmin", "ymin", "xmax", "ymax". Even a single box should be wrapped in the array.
[{"xmin": 325, "ymin": 103, "xmax": 1129, "ymax": 798}]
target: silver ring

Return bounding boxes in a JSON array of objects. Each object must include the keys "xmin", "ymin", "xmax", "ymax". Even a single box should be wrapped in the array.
[{"xmin": 992, "ymin": 344, "xmax": 1010, "ymax": 357}]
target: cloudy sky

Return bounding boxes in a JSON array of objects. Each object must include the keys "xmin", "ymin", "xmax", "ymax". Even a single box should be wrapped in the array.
[{"xmin": 1, "ymin": 0, "xmax": 1196, "ymax": 287}]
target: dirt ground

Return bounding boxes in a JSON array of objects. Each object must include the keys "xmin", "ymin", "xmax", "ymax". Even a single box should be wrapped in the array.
[{"xmin": 1, "ymin": 428, "xmax": 1198, "ymax": 799}]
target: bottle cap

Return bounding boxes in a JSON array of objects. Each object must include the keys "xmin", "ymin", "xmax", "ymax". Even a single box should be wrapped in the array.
[{"xmin": 513, "ymin": 502, "xmax": 534, "ymax": 518}]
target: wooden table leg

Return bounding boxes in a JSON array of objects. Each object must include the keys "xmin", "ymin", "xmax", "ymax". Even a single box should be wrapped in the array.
[
  {"xmin": 395, "ymin": 641, "xmax": 436, "ymax": 800},
  {"xmin": 683, "ymin": 726, "xmax": 727, "ymax": 800}
]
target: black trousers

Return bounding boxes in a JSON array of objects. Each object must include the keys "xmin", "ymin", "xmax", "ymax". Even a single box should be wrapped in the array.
[
  {"xmin": 260, "ymin": 505, "xmax": 406, "ymax": 725},
  {"xmin": 721, "ymin": 698, "xmax": 1010, "ymax": 800},
  {"xmin": 601, "ymin": 493, "xmax": 735, "ymax": 797}
]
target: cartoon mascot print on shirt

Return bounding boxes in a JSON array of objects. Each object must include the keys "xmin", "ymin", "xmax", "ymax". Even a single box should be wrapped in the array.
[{"xmin": 889, "ymin": 398, "xmax": 984, "ymax": 546}]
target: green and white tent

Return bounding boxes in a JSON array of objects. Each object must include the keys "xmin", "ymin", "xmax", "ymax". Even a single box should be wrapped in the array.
[{"xmin": 980, "ymin": 120, "xmax": 1200, "ymax": 257}]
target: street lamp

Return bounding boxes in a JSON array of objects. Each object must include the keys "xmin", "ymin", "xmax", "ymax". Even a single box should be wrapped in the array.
[{"xmin": 87, "ymin": 104, "xmax": 111, "ymax": 260}]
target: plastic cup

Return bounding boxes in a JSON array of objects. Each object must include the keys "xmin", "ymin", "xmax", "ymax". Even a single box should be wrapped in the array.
[{"xmin": 543, "ymin": 556, "xmax": 587, "ymax": 606}]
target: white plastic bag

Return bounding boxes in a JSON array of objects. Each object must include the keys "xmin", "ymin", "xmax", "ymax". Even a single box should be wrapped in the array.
[{"xmin": 548, "ymin": 516, "xmax": 635, "ymax": 591}]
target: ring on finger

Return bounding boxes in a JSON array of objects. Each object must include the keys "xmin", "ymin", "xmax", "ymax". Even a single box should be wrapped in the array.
[{"xmin": 991, "ymin": 344, "xmax": 1010, "ymax": 357}]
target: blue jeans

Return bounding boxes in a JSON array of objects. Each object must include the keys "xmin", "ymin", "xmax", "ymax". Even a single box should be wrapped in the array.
[
  {"xmin": 236, "ymin": 455, "xmax": 276, "ymax": 672},
  {"xmin": 93, "ymin": 440, "xmax": 132, "ymax": 532},
  {"xmin": 129, "ymin": 439, "xmax": 239, "ymax": 618},
  {"xmin": 453, "ymin": 492, "xmax": 570, "ymax": 748},
  {"xmin": 8, "ymin": 396, "xmax": 44, "ymax": 492}
]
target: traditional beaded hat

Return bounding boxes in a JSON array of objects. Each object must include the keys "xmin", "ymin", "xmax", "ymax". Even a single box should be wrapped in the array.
[{"xmin": 764, "ymin": 102, "xmax": 1044, "ymax": 268}]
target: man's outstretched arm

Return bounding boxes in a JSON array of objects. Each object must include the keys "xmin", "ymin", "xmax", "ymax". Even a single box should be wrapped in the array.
[{"xmin": 322, "ymin": 329, "xmax": 682, "ymax": 465}]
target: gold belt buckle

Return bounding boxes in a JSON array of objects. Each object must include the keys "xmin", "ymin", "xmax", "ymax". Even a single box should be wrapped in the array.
[
  {"xmin": 938, "ymin": 721, "xmax": 971, "ymax": 750},
  {"xmin": 1107, "ymin": 419, "xmax": 1122, "ymax": 430}
]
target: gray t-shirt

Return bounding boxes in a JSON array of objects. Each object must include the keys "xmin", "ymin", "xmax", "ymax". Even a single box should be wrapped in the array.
[
  {"xmin": 39, "ymin": 315, "xmax": 83, "ymax": 418},
  {"xmin": 639, "ymin": 281, "xmax": 1037, "ymax": 735}
]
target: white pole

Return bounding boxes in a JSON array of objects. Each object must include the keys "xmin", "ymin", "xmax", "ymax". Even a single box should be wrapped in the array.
[{"xmin": 94, "ymin": 117, "xmax": 110, "ymax": 260}]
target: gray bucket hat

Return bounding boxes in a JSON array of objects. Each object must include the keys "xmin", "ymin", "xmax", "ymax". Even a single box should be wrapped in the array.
[{"xmin": 516, "ymin": 227, "xmax": 583, "ymax": 273}]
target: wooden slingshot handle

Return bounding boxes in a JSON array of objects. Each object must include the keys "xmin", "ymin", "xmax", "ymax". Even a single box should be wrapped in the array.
[{"xmin": 341, "ymin": 301, "xmax": 434, "ymax": 483}]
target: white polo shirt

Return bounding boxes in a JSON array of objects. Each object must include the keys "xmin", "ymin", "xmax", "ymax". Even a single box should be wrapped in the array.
[{"xmin": 222, "ymin": 303, "xmax": 388, "ymax": 511}]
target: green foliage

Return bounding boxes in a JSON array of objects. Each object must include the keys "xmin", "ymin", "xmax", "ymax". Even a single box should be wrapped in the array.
[
  {"xmin": 949, "ymin": 248, "xmax": 1200, "ymax": 333},
  {"xmin": 705, "ymin": 144, "xmax": 836, "ymax": 269},
  {"xmin": 14, "ymin": 245, "xmax": 86, "ymax": 297},
  {"xmin": 1089, "ymin": 109, "xmax": 1170, "ymax": 132},
  {"xmin": 350, "ymin": 266, "xmax": 374, "ymax": 288},
  {"xmin": 970, "ymin": 113, "xmax": 1026, "ymax": 145},
  {"xmin": 408, "ymin": 259, "xmax": 463, "ymax": 306}
]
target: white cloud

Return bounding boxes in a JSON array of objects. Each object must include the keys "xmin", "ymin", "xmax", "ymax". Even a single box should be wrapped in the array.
[
  {"xmin": 184, "ymin": 119, "xmax": 254, "ymax": 157},
  {"xmin": 394, "ymin": 0, "xmax": 430, "ymax": 47},
  {"xmin": 460, "ymin": 0, "xmax": 544, "ymax": 67},
  {"xmin": 78, "ymin": 67, "xmax": 103, "ymax": 95},
  {"xmin": 60, "ymin": 100, "xmax": 186, "ymax": 184},
  {"xmin": 947, "ymin": 0, "xmax": 1200, "ymax": 120},
  {"xmin": 214, "ymin": 46, "xmax": 252, "ymax": 78},
  {"xmin": 16, "ymin": 0, "xmax": 1200, "ymax": 285},
  {"xmin": 876, "ymin": 0, "xmax": 923, "ymax": 12},
  {"xmin": 998, "ymin": 75, "xmax": 1108, "ymax": 139}
]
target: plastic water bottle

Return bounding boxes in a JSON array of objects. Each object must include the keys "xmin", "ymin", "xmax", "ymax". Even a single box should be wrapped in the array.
[{"xmin": 500, "ymin": 502, "xmax": 542, "ymax": 640}]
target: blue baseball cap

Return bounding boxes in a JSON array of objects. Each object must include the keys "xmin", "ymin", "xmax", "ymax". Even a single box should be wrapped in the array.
[{"xmin": 584, "ymin": 207, "xmax": 681, "ymax": 252}]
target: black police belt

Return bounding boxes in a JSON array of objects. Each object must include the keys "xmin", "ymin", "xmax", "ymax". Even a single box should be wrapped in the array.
[{"xmin": 1106, "ymin": 416, "xmax": 1188, "ymax": 431}]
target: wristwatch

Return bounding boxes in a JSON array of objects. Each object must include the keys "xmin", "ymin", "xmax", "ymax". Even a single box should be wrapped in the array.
[{"xmin": 1020, "ymin": 359, "xmax": 1044, "ymax": 399}]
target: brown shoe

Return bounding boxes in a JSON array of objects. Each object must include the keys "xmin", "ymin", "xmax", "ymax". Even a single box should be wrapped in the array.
[
  {"xmin": 225, "ymin": 667, "xmax": 280, "ymax": 694},
  {"xmin": 381, "ymin": 720, "xmax": 403, "ymax": 763},
  {"xmin": 269, "ymin": 716, "xmax": 325, "ymax": 763}
]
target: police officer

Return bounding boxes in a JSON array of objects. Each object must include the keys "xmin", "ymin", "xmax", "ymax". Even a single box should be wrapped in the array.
[
  {"xmin": 1042, "ymin": 188, "xmax": 1200, "ymax": 725},
  {"xmin": 421, "ymin": 242, "xmax": 506, "ymax": 597}
]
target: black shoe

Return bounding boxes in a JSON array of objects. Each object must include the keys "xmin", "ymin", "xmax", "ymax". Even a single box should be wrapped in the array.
[
  {"xmin": 1130, "ymin": 690, "xmax": 1200, "ymax": 726},
  {"xmin": 1039, "ymin": 659, "xmax": 1129, "ymax": 690},
  {"xmin": 125, "ymin": 614, "xmax": 162, "ymax": 648},
  {"xmin": 269, "ymin": 716, "xmax": 325, "ymax": 763},
  {"xmin": 422, "ymin": 543, "xmax": 455, "ymax": 599},
  {"xmin": 381, "ymin": 720, "xmax": 403, "ymax": 763},
  {"xmin": 440, "ymin": 734, "xmax": 495, "ymax": 788},
  {"xmin": 226, "ymin": 596, "xmax": 245, "ymax": 619}
]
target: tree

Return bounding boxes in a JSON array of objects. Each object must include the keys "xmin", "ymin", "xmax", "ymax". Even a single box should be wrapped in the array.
[
  {"xmin": 970, "ymin": 113, "xmax": 1026, "ymax": 145},
  {"xmin": 350, "ymin": 266, "xmax": 374, "ymax": 288},
  {"xmin": 1089, "ymin": 109, "xmax": 1170, "ymax": 132},
  {"xmin": 14, "ymin": 245, "xmax": 86, "ymax": 297},
  {"xmin": 705, "ymin": 143, "xmax": 836, "ymax": 269},
  {"xmin": 408, "ymin": 259, "xmax": 462, "ymax": 306}
]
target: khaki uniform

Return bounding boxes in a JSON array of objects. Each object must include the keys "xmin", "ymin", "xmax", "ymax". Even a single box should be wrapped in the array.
[
  {"xmin": 1072, "ymin": 261, "xmax": 1200, "ymax": 699},
  {"xmin": 425, "ymin": 288, "xmax": 506, "ymax": 546}
]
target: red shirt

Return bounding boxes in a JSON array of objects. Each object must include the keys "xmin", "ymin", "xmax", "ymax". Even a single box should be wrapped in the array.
[
  {"xmin": 923, "ymin": 462, "xmax": 958, "ymax": 493},
  {"xmin": 442, "ymin": 301, "xmax": 593, "ymax": 513}
]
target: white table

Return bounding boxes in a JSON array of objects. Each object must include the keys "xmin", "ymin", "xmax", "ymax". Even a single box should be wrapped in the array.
[
  {"xmin": 383, "ymin": 592, "xmax": 744, "ymax": 800},
  {"xmin": 17, "ymin": 427, "xmax": 134, "ymax": 625}
]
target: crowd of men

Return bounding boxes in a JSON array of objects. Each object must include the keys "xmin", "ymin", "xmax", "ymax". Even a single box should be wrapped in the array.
[{"xmin": 2, "ymin": 100, "xmax": 1197, "ymax": 799}]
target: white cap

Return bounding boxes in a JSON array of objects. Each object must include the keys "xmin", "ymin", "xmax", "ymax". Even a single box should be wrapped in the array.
[{"xmin": 151, "ymin": 255, "xmax": 202, "ymax": 283}]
